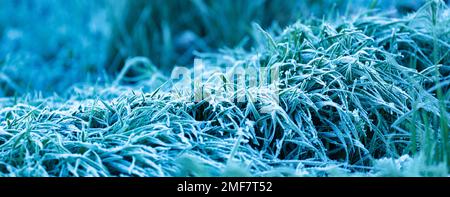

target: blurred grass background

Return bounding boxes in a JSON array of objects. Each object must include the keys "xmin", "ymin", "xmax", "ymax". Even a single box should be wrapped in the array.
[{"xmin": 0, "ymin": 0, "xmax": 445, "ymax": 96}]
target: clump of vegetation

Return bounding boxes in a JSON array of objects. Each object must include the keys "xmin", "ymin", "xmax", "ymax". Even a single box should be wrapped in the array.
[
  {"xmin": 105, "ymin": 0, "xmax": 430, "ymax": 73},
  {"xmin": 0, "ymin": 0, "xmax": 449, "ymax": 177},
  {"xmin": 105, "ymin": 0, "xmax": 306, "ymax": 73}
]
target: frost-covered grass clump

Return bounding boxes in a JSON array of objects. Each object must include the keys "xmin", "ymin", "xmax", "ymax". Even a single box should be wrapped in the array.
[{"xmin": 0, "ymin": 1, "xmax": 449, "ymax": 177}]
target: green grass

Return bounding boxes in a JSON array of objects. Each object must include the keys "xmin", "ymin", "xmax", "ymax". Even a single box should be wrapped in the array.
[
  {"xmin": 0, "ymin": 0, "xmax": 449, "ymax": 177},
  {"xmin": 104, "ymin": 0, "xmax": 426, "ymax": 73},
  {"xmin": 105, "ymin": 0, "xmax": 307, "ymax": 73}
]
